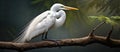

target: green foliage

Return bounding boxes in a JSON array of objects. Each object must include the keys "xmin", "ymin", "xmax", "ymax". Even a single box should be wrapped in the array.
[
  {"xmin": 110, "ymin": 16, "xmax": 120, "ymax": 24},
  {"xmin": 88, "ymin": 15, "xmax": 120, "ymax": 26},
  {"xmin": 110, "ymin": 16, "xmax": 120, "ymax": 21}
]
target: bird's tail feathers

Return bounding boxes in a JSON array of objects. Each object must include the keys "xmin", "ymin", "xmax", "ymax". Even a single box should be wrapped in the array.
[
  {"xmin": 13, "ymin": 33, "xmax": 27, "ymax": 43},
  {"xmin": 13, "ymin": 22, "xmax": 31, "ymax": 43}
]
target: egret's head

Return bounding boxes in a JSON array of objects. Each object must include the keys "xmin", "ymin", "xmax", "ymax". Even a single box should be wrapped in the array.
[{"xmin": 50, "ymin": 3, "xmax": 79, "ymax": 11}]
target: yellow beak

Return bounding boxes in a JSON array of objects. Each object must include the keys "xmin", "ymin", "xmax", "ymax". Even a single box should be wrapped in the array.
[{"xmin": 64, "ymin": 6, "xmax": 79, "ymax": 10}]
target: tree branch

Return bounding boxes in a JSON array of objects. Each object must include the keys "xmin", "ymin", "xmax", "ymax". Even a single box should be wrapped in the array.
[{"xmin": 0, "ymin": 35, "xmax": 120, "ymax": 52}]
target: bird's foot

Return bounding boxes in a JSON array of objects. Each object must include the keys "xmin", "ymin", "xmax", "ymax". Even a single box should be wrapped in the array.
[{"xmin": 42, "ymin": 39, "xmax": 61, "ymax": 48}]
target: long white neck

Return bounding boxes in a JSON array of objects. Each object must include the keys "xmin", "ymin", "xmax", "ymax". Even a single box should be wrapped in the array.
[{"xmin": 54, "ymin": 10, "xmax": 66, "ymax": 28}]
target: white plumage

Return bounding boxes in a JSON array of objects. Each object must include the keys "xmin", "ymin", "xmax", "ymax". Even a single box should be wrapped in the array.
[{"xmin": 14, "ymin": 3, "xmax": 78, "ymax": 43}]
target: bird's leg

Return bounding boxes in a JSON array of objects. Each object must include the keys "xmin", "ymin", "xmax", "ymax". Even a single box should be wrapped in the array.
[
  {"xmin": 41, "ymin": 32, "xmax": 48, "ymax": 40},
  {"xmin": 41, "ymin": 33, "xmax": 45, "ymax": 40},
  {"xmin": 44, "ymin": 32, "xmax": 48, "ymax": 39}
]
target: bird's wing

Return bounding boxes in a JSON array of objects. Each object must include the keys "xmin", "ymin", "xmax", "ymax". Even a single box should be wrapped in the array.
[
  {"xmin": 26, "ymin": 10, "xmax": 50, "ymax": 35},
  {"xmin": 13, "ymin": 10, "xmax": 50, "ymax": 42}
]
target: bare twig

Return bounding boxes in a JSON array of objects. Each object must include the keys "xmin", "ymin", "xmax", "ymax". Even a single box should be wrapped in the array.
[
  {"xmin": 89, "ymin": 22, "xmax": 105, "ymax": 36},
  {"xmin": 106, "ymin": 26, "xmax": 114, "ymax": 40}
]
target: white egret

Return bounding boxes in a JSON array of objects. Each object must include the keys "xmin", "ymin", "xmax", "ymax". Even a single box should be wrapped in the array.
[{"xmin": 14, "ymin": 3, "xmax": 79, "ymax": 43}]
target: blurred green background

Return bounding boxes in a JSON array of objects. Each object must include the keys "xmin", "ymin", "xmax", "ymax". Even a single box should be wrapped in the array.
[{"xmin": 0, "ymin": 0, "xmax": 120, "ymax": 52}]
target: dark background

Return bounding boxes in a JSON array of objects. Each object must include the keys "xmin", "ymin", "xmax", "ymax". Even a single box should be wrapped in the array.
[{"xmin": 0, "ymin": 0, "xmax": 120, "ymax": 52}]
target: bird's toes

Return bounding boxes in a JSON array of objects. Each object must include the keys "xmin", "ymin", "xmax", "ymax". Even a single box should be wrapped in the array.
[{"xmin": 42, "ymin": 39, "xmax": 61, "ymax": 48}]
